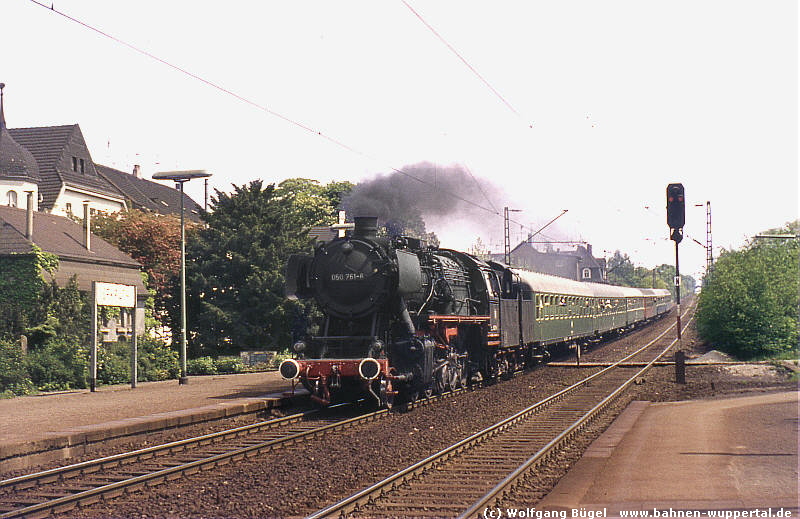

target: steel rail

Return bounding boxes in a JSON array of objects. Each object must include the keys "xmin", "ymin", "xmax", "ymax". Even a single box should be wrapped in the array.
[
  {"xmin": 305, "ymin": 305, "xmax": 692, "ymax": 519},
  {"xmin": 0, "ymin": 407, "xmax": 321, "ymax": 492},
  {"xmin": 0, "ymin": 405, "xmax": 384, "ymax": 519},
  {"xmin": 0, "ymin": 387, "xmax": 465, "ymax": 518},
  {"xmin": 459, "ymin": 307, "xmax": 697, "ymax": 518}
]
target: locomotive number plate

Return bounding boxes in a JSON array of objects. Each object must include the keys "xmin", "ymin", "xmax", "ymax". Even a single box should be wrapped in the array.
[{"xmin": 330, "ymin": 272, "xmax": 366, "ymax": 281}]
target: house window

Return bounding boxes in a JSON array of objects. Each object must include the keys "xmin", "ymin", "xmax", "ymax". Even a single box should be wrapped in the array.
[
  {"xmin": 66, "ymin": 202, "xmax": 73, "ymax": 216},
  {"xmin": 80, "ymin": 158, "xmax": 85, "ymax": 173},
  {"xmin": 582, "ymin": 268, "xmax": 591, "ymax": 280},
  {"xmin": 6, "ymin": 191, "xmax": 17, "ymax": 207},
  {"xmin": 72, "ymin": 157, "xmax": 78, "ymax": 172}
]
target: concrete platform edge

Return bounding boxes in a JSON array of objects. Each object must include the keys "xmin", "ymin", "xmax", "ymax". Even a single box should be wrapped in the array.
[{"xmin": 0, "ymin": 391, "xmax": 305, "ymax": 473}]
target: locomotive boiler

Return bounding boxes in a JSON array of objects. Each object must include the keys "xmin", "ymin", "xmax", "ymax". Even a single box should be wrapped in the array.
[{"xmin": 281, "ymin": 216, "xmax": 672, "ymax": 408}]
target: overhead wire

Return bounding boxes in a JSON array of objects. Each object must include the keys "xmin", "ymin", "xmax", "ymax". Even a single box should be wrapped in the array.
[
  {"xmin": 400, "ymin": 0, "xmax": 521, "ymax": 118},
  {"xmin": 399, "ymin": 1, "xmax": 552, "ymax": 236},
  {"xmin": 27, "ymin": 0, "xmax": 528, "ymax": 223},
  {"xmin": 28, "ymin": 0, "xmax": 506, "ymax": 218}
]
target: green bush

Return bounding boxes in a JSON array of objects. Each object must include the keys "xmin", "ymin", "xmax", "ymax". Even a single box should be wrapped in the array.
[
  {"xmin": 26, "ymin": 338, "xmax": 88, "ymax": 392},
  {"xmin": 214, "ymin": 356, "xmax": 244, "ymax": 374},
  {"xmin": 0, "ymin": 339, "xmax": 35, "ymax": 396},
  {"xmin": 96, "ymin": 337, "xmax": 181, "ymax": 385},
  {"xmin": 696, "ymin": 228, "xmax": 799, "ymax": 360},
  {"xmin": 137, "ymin": 336, "xmax": 179, "ymax": 381},
  {"xmin": 187, "ymin": 356, "xmax": 217, "ymax": 375},
  {"xmin": 97, "ymin": 342, "xmax": 130, "ymax": 385}
]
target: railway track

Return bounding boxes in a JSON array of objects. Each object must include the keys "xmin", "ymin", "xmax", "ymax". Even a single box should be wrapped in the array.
[
  {"xmin": 0, "ymin": 307, "xmax": 688, "ymax": 519},
  {"xmin": 0, "ymin": 385, "xmax": 464, "ymax": 519},
  {"xmin": 308, "ymin": 304, "xmax": 696, "ymax": 519},
  {"xmin": 0, "ymin": 404, "xmax": 382, "ymax": 519}
]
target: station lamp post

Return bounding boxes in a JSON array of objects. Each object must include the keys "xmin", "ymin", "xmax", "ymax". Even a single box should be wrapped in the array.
[{"xmin": 152, "ymin": 169, "xmax": 212, "ymax": 385}]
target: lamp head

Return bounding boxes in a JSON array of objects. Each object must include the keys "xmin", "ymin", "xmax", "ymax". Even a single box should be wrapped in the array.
[{"xmin": 152, "ymin": 169, "xmax": 211, "ymax": 181}]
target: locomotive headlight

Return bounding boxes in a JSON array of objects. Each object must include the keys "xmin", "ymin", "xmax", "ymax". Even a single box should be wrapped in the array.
[
  {"xmin": 358, "ymin": 358, "xmax": 381, "ymax": 380},
  {"xmin": 279, "ymin": 359, "xmax": 302, "ymax": 380},
  {"xmin": 293, "ymin": 341, "xmax": 307, "ymax": 353}
]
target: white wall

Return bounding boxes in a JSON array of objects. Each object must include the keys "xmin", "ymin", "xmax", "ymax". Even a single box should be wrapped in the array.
[
  {"xmin": 51, "ymin": 185, "xmax": 125, "ymax": 217},
  {"xmin": 1, "ymin": 180, "xmax": 39, "ymax": 211}
]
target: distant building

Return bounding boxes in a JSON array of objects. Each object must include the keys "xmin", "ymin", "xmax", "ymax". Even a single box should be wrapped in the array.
[
  {"xmin": 0, "ymin": 83, "xmax": 202, "ymax": 339},
  {"xmin": 0, "ymin": 203, "xmax": 146, "ymax": 338},
  {"xmin": 492, "ymin": 242, "xmax": 607, "ymax": 282},
  {"xmin": 96, "ymin": 164, "xmax": 202, "ymax": 222},
  {"xmin": 8, "ymin": 124, "xmax": 126, "ymax": 217}
]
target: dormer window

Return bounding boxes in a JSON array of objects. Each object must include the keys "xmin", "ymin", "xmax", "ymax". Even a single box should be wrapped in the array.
[
  {"xmin": 582, "ymin": 268, "xmax": 591, "ymax": 280},
  {"xmin": 6, "ymin": 190, "xmax": 17, "ymax": 207}
]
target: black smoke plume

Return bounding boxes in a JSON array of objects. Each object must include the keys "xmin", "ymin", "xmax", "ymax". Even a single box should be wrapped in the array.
[{"xmin": 342, "ymin": 162, "xmax": 505, "ymax": 243}]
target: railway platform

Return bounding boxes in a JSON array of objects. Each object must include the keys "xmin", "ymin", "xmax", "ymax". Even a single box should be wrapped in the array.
[
  {"xmin": 536, "ymin": 390, "xmax": 799, "ymax": 516},
  {"xmin": 0, "ymin": 371, "xmax": 300, "ymax": 472}
]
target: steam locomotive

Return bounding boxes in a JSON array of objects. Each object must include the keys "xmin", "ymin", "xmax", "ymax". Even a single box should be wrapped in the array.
[{"xmin": 280, "ymin": 217, "xmax": 672, "ymax": 408}]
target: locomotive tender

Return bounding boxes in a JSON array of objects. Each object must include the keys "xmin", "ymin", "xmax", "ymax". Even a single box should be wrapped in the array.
[{"xmin": 281, "ymin": 216, "xmax": 672, "ymax": 408}]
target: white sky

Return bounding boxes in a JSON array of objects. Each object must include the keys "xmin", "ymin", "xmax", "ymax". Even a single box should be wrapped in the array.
[{"xmin": 4, "ymin": 0, "xmax": 797, "ymax": 280}]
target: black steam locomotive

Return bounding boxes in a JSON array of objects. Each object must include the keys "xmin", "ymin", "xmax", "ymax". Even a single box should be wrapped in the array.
[{"xmin": 281, "ymin": 217, "xmax": 672, "ymax": 408}]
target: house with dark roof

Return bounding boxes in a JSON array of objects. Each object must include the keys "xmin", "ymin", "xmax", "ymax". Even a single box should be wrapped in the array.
[
  {"xmin": 0, "ymin": 203, "xmax": 146, "ymax": 335},
  {"xmin": 0, "ymin": 84, "xmax": 42, "ymax": 211},
  {"xmin": 96, "ymin": 164, "xmax": 202, "ymax": 222},
  {"xmin": 0, "ymin": 83, "xmax": 202, "ymax": 339},
  {"xmin": 0, "ymin": 83, "xmax": 201, "ymax": 222},
  {"xmin": 8, "ymin": 124, "xmax": 127, "ymax": 217},
  {"xmin": 492, "ymin": 242, "xmax": 607, "ymax": 282}
]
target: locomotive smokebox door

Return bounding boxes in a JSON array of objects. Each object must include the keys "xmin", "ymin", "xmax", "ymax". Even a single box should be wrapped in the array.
[
  {"xmin": 285, "ymin": 254, "xmax": 313, "ymax": 299},
  {"xmin": 396, "ymin": 250, "xmax": 422, "ymax": 296}
]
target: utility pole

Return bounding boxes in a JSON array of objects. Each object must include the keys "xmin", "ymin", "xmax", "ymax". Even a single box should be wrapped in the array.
[{"xmin": 503, "ymin": 207, "xmax": 521, "ymax": 264}]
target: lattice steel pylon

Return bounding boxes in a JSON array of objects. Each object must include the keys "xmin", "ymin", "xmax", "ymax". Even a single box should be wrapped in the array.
[
  {"xmin": 504, "ymin": 207, "xmax": 511, "ymax": 265},
  {"xmin": 705, "ymin": 201, "xmax": 713, "ymax": 272}
]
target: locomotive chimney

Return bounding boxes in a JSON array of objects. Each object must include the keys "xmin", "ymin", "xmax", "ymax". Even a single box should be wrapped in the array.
[{"xmin": 353, "ymin": 216, "xmax": 378, "ymax": 239}]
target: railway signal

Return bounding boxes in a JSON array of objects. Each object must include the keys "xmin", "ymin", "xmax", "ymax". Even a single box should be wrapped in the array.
[
  {"xmin": 666, "ymin": 183, "xmax": 685, "ymax": 230},
  {"xmin": 666, "ymin": 183, "xmax": 684, "ymax": 347}
]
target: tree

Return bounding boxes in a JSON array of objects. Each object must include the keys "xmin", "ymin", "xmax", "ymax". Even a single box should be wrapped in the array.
[
  {"xmin": 606, "ymin": 251, "xmax": 635, "ymax": 286},
  {"xmin": 274, "ymin": 178, "xmax": 354, "ymax": 226},
  {"xmin": 92, "ymin": 209, "xmax": 183, "ymax": 321},
  {"xmin": 184, "ymin": 179, "xmax": 344, "ymax": 355},
  {"xmin": 695, "ymin": 221, "xmax": 799, "ymax": 359},
  {"xmin": 605, "ymin": 250, "xmax": 694, "ymax": 296}
]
